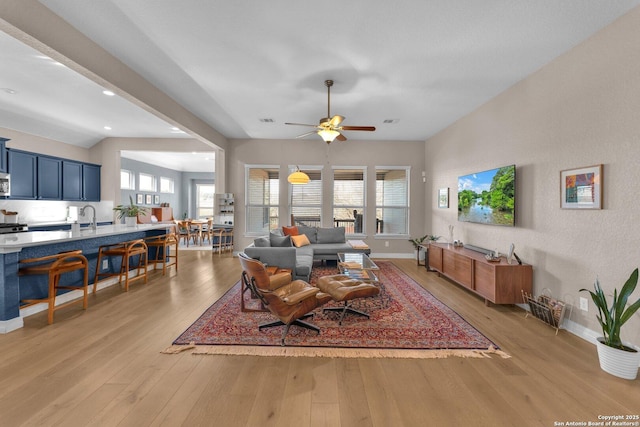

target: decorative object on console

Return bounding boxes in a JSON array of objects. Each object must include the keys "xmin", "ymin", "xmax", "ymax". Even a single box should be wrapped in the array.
[
  {"xmin": 448, "ymin": 224, "xmax": 454, "ymax": 245},
  {"xmin": 458, "ymin": 165, "xmax": 515, "ymax": 226},
  {"xmin": 579, "ymin": 268, "xmax": 640, "ymax": 380},
  {"xmin": 438, "ymin": 187, "xmax": 449, "ymax": 208},
  {"xmin": 560, "ymin": 164, "xmax": 602, "ymax": 209},
  {"xmin": 408, "ymin": 234, "xmax": 440, "ymax": 250}
]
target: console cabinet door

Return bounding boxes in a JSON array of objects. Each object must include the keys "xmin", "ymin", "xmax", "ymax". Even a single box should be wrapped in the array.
[
  {"xmin": 82, "ymin": 164, "xmax": 101, "ymax": 201},
  {"xmin": 442, "ymin": 250, "xmax": 472, "ymax": 288},
  {"xmin": 428, "ymin": 244, "xmax": 443, "ymax": 271},
  {"xmin": 62, "ymin": 161, "xmax": 83, "ymax": 201},
  {"xmin": 7, "ymin": 150, "xmax": 37, "ymax": 199}
]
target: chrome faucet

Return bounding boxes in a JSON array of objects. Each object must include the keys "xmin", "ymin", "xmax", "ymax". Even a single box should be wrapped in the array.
[{"xmin": 80, "ymin": 205, "xmax": 97, "ymax": 231}]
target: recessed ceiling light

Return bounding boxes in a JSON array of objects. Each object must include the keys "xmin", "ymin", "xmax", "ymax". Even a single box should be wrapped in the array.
[
  {"xmin": 1, "ymin": 88, "xmax": 17, "ymax": 95},
  {"xmin": 102, "ymin": 90, "xmax": 115, "ymax": 96},
  {"xmin": 383, "ymin": 119, "xmax": 399, "ymax": 124},
  {"xmin": 104, "ymin": 126, "xmax": 112, "ymax": 130},
  {"xmin": 260, "ymin": 118, "xmax": 274, "ymax": 123}
]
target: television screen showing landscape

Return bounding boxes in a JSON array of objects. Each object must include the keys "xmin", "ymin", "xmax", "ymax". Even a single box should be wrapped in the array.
[{"xmin": 458, "ymin": 165, "xmax": 515, "ymax": 226}]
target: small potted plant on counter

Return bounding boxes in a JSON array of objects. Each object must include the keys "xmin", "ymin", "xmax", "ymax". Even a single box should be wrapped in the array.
[
  {"xmin": 113, "ymin": 195, "xmax": 148, "ymax": 226},
  {"xmin": 580, "ymin": 268, "xmax": 640, "ymax": 380}
]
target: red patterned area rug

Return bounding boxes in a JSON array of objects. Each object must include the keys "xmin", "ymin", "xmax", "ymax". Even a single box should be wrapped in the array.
[{"xmin": 164, "ymin": 261, "xmax": 509, "ymax": 359}]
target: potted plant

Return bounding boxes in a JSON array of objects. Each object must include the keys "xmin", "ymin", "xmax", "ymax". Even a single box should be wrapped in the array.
[
  {"xmin": 408, "ymin": 234, "xmax": 440, "ymax": 250},
  {"xmin": 409, "ymin": 235, "xmax": 440, "ymax": 263},
  {"xmin": 580, "ymin": 268, "xmax": 640, "ymax": 380},
  {"xmin": 113, "ymin": 195, "xmax": 148, "ymax": 226}
]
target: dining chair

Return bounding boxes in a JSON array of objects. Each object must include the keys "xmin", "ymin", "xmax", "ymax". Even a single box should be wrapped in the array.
[{"xmin": 175, "ymin": 220, "xmax": 195, "ymax": 246}]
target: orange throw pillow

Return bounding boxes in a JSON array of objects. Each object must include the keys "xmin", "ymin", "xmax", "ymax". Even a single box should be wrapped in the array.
[
  {"xmin": 282, "ymin": 225, "xmax": 299, "ymax": 236},
  {"xmin": 291, "ymin": 234, "xmax": 311, "ymax": 248}
]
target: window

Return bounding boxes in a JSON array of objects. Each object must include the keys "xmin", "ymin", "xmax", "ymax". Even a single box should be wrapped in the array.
[
  {"xmin": 333, "ymin": 168, "xmax": 366, "ymax": 234},
  {"xmin": 375, "ymin": 167, "xmax": 409, "ymax": 235},
  {"xmin": 139, "ymin": 173, "xmax": 156, "ymax": 192},
  {"xmin": 120, "ymin": 169, "xmax": 134, "ymax": 190},
  {"xmin": 246, "ymin": 166, "xmax": 279, "ymax": 234},
  {"xmin": 160, "ymin": 177, "xmax": 174, "ymax": 193},
  {"xmin": 290, "ymin": 166, "xmax": 322, "ymax": 228},
  {"xmin": 196, "ymin": 184, "xmax": 215, "ymax": 219}
]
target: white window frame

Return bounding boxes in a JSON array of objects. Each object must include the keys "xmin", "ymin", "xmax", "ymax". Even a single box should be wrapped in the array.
[
  {"xmin": 160, "ymin": 176, "xmax": 175, "ymax": 194},
  {"xmin": 245, "ymin": 165, "xmax": 280, "ymax": 235},
  {"xmin": 138, "ymin": 172, "xmax": 157, "ymax": 192},
  {"xmin": 375, "ymin": 166, "xmax": 410, "ymax": 237},
  {"xmin": 120, "ymin": 169, "xmax": 135, "ymax": 190},
  {"xmin": 332, "ymin": 166, "xmax": 366, "ymax": 235},
  {"xmin": 289, "ymin": 165, "xmax": 323, "ymax": 228}
]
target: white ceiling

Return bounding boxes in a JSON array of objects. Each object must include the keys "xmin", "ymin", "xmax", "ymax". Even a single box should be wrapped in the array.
[
  {"xmin": 2, "ymin": 0, "xmax": 639, "ymax": 155},
  {"xmin": 121, "ymin": 150, "xmax": 215, "ymax": 173}
]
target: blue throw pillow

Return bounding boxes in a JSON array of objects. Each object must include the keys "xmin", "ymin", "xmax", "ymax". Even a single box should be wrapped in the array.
[{"xmin": 270, "ymin": 233, "xmax": 292, "ymax": 247}]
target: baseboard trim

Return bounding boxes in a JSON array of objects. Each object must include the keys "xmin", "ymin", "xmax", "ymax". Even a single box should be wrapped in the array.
[{"xmin": 0, "ymin": 317, "xmax": 24, "ymax": 334}]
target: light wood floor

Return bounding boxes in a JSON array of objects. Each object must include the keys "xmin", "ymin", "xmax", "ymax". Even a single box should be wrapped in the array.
[{"xmin": 0, "ymin": 252, "xmax": 638, "ymax": 427}]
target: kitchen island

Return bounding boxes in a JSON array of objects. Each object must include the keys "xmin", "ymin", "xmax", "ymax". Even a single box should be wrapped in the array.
[{"xmin": 0, "ymin": 223, "xmax": 174, "ymax": 333}]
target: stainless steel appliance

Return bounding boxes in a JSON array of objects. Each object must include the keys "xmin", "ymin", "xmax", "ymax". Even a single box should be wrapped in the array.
[
  {"xmin": 0, "ymin": 223, "xmax": 28, "ymax": 234},
  {"xmin": 0, "ymin": 173, "xmax": 9, "ymax": 196}
]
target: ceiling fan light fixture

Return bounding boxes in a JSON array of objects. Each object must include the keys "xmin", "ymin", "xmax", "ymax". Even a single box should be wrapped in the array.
[
  {"xmin": 287, "ymin": 166, "xmax": 310, "ymax": 184},
  {"xmin": 318, "ymin": 129, "xmax": 340, "ymax": 143}
]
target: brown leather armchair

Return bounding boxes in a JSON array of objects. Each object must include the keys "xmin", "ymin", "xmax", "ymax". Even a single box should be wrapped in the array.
[{"xmin": 238, "ymin": 253, "xmax": 331, "ymax": 346}]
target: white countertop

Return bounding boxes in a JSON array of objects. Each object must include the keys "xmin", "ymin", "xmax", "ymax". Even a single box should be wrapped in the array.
[{"xmin": 0, "ymin": 223, "xmax": 174, "ymax": 253}]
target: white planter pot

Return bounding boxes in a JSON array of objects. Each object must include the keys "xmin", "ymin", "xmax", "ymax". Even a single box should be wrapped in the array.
[
  {"xmin": 595, "ymin": 337, "xmax": 640, "ymax": 380},
  {"xmin": 124, "ymin": 216, "xmax": 137, "ymax": 227}
]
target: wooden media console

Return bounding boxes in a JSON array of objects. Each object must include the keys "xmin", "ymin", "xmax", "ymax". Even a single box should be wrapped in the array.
[{"xmin": 428, "ymin": 242, "xmax": 532, "ymax": 305}]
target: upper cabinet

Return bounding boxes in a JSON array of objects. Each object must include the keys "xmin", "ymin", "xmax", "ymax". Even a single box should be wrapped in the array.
[
  {"xmin": 7, "ymin": 148, "xmax": 101, "ymax": 201},
  {"xmin": 38, "ymin": 155, "xmax": 63, "ymax": 200},
  {"xmin": 81, "ymin": 163, "xmax": 101, "ymax": 201},
  {"xmin": 0, "ymin": 138, "xmax": 8, "ymax": 173},
  {"xmin": 62, "ymin": 161, "xmax": 100, "ymax": 201},
  {"xmin": 7, "ymin": 150, "xmax": 37, "ymax": 199}
]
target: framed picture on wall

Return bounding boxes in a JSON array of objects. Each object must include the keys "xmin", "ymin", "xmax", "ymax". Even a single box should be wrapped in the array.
[
  {"xmin": 438, "ymin": 188, "xmax": 449, "ymax": 208},
  {"xmin": 145, "ymin": 194, "xmax": 152, "ymax": 205},
  {"xmin": 154, "ymin": 195, "xmax": 160, "ymax": 205},
  {"xmin": 136, "ymin": 194, "xmax": 143, "ymax": 205},
  {"xmin": 560, "ymin": 164, "xmax": 602, "ymax": 209}
]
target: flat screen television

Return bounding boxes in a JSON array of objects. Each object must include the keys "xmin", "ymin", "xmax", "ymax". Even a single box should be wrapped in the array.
[{"xmin": 458, "ymin": 165, "xmax": 515, "ymax": 226}]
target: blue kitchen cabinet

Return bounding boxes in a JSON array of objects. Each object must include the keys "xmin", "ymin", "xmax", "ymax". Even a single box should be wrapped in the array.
[
  {"xmin": 62, "ymin": 161, "xmax": 83, "ymax": 200},
  {"xmin": 62, "ymin": 161, "xmax": 101, "ymax": 201},
  {"xmin": 37, "ymin": 155, "xmax": 63, "ymax": 200},
  {"xmin": 7, "ymin": 150, "xmax": 37, "ymax": 199},
  {"xmin": 0, "ymin": 138, "xmax": 8, "ymax": 173},
  {"xmin": 82, "ymin": 163, "xmax": 101, "ymax": 201}
]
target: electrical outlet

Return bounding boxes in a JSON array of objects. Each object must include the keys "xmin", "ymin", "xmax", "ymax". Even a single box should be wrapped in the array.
[
  {"xmin": 102, "ymin": 259, "xmax": 109, "ymax": 270},
  {"xmin": 579, "ymin": 297, "xmax": 589, "ymax": 312},
  {"xmin": 385, "ymin": 241, "xmax": 389, "ymax": 247}
]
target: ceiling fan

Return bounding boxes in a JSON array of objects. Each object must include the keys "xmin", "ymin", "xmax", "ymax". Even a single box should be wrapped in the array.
[{"xmin": 285, "ymin": 79, "xmax": 375, "ymax": 144}]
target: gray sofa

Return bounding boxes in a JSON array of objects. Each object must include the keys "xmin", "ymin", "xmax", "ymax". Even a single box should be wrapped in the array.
[{"xmin": 244, "ymin": 226, "xmax": 371, "ymax": 282}]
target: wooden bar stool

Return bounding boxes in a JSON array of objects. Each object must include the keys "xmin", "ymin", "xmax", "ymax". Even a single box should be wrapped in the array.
[
  {"xmin": 222, "ymin": 228, "xmax": 234, "ymax": 253},
  {"xmin": 94, "ymin": 239, "xmax": 148, "ymax": 293},
  {"xmin": 19, "ymin": 250, "xmax": 89, "ymax": 324},
  {"xmin": 144, "ymin": 233, "xmax": 178, "ymax": 275}
]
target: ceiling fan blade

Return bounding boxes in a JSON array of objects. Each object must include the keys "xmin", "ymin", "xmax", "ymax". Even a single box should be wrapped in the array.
[
  {"xmin": 285, "ymin": 122, "xmax": 319, "ymax": 127},
  {"xmin": 340, "ymin": 126, "xmax": 376, "ymax": 131},
  {"xmin": 295, "ymin": 131, "xmax": 318, "ymax": 139},
  {"xmin": 329, "ymin": 115, "xmax": 344, "ymax": 127},
  {"xmin": 336, "ymin": 133, "xmax": 347, "ymax": 142}
]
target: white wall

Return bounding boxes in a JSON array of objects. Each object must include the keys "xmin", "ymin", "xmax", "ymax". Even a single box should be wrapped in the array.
[{"xmin": 425, "ymin": 7, "xmax": 640, "ymax": 344}]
